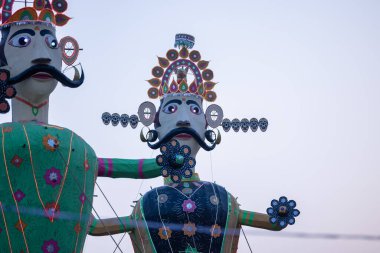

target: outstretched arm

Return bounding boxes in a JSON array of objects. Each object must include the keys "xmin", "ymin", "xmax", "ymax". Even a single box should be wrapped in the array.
[
  {"xmin": 238, "ymin": 209, "xmax": 282, "ymax": 231},
  {"xmin": 97, "ymin": 158, "xmax": 161, "ymax": 179},
  {"xmin": 88, "ymin": 215, "xmax": 134, "ymax": 236}
]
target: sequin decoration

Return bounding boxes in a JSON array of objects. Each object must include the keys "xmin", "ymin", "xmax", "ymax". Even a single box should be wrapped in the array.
[
  {"xmin": 158, "ymin": 226, "xmax": 172, "ymax": 240},
  {"xmin": 210, "ymin": 224, "xmax": 222, "ymax": 238},
  {"xmin": 183, "ymin": 222, "xmax": 197, "ymax": 237},
  {"xmin": 11, "ymin": 155, "xmax": 23, "ymax": 168},
  {"xmin": 44, "ymin": 167, "xmax": 62, "ymax": 187},
  {"xmin": 147, "ymin": 78, "xmax": 161, "ymax": 87},
  {"xmin": 182, "ymin": 199, "xmax": 197, "ymax": 213},
  {"xmin": 0, "ymin": 69, "xmax": 15, "ymax": 114},
  {"xmin": 197, "ymin": 60, "xmax": 209, "ymax": 70},
  {"xmin": 156, "ymin": 139, "xmax": 196, "ymax": 183},
  {"xmin": 189, "ymin": 50, "xmax": 201, "ymax": 62},
  {"xmin": 202, "ymin": 69, "xmax": 214, "ymax": 81},
  {"xmin": 52, "ymin": 0, "xmax": 68, "ymax": 13},
  {"xmin": 158, "ymin": 56, "xmax": 169, "ymax": 68},
  {"xmin": 148, "ymin": 87, "xmax": 159, "ymax": 99},
  {"xmin": 42, "ymin": 239, "xmax": 60, "ymax": 253},
  {"xmin": 43, "ymin": 134, "xmax": 59, "ymax": 151},
  {"xmin": 158, "ymin": 194, "xmax": 168, "ymax": 203},
  {"xmin": 267, "ymin": 196, "xmax": 300, "ymax": 228},
  {"xmin": 166, "ymin": 49, "xmax": 179, "ymax": 61}
]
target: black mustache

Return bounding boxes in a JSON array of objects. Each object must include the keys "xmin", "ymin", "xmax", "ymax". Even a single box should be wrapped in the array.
[
  {"xmin": 147, "ymin": 127, "xmax": 216, "ymax": 151},
  {"xmin": 8, "ymin": 64, "xmax": 84, "ymax": 88}
]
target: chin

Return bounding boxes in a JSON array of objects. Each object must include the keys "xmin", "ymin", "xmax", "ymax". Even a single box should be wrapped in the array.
[{"xmin": 15, "ymin": 79, "xmax": 58, "ymax": 101}]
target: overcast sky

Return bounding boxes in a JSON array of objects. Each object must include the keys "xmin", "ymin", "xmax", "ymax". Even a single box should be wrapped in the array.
[{"xmin": 4, "ymin": 0, "xmax": 380, "ymax": 252}]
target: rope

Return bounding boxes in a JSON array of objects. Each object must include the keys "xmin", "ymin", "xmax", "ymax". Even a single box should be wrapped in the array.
[
  {"xmin": 56, "ymin": 149, "xmax": 124, "ymax": 253},
  {"xmin": 241, "ymin": 227, "xmax": 253, "ymax": 252}
]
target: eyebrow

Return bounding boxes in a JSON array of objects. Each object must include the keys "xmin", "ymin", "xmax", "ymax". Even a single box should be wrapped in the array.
[
  {"xmin": 186, "ymin": 100, "xmax": 201, "ymax": 108},
  {"xmin": 163, "ymin": 99, "xmax": 182, "ymax": 107},
  {"xmin": 40, "ymin": 29, "xmax": 54, "ymax": 36},
  {"xmin": 8, "ymin": 29, "xmax": 36, "ymax": 40}
]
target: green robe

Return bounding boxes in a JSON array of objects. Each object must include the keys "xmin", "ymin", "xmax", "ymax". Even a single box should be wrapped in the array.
[{"xmin": 0, "ymin": 121, "xmax": 97, "ymax": 252}]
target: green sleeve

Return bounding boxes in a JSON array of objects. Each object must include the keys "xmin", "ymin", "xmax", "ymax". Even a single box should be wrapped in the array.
[
  {"xmin": 97, "ymin": 158, "xmax": 161, "ymax": 179},
  {"xmin": 88, "ymin": 216, "xmax": 134, "ymax": 236}
]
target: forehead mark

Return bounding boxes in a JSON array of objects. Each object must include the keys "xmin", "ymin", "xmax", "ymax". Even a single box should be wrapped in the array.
[{"xmin": 34, "ymin": 26, "xmax": 40, "ymax": 31}]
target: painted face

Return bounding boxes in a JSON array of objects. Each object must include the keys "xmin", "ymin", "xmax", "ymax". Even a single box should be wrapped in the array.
[
  {"xmin": 156, "ymin": 95, "xmax": 206, "ymax": 156},
  {"xmin": 4, "ymin": 23, "xmax": 62, "ymax": 103}
]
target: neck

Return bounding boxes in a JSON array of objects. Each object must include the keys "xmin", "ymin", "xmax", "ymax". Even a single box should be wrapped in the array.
[{"xmin": 12, "ymin": 96, "xmax": 50, "ymax": 124}]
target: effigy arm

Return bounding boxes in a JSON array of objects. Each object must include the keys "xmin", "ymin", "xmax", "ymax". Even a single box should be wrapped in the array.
[
  {"xmin": 238, "ymin": 209, "xmax": 282, "ymax": 231},
  {"xmin": 88, "ymin": 215, "xmax": 134, "ymax": 236},
  {"xmin": 97, "ymin": 158, "xmax": 161, "ymax": 179}
]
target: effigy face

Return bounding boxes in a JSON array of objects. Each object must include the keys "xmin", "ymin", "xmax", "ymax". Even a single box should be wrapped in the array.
[
  {"xmin": 3, "ymin": 23, "xmax": 62, "ymax": 102},
  {"xmin": 156, "ymin": 94, "xmax": 206, "ymax": 156}
]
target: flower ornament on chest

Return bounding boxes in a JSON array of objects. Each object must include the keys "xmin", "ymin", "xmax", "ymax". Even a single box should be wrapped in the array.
[{"xmin": 156, "ymin": 139, "xmax": 195, "ymax": 183}]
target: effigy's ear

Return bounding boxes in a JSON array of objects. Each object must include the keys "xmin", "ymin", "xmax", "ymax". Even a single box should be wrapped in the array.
[
  {"xmin": 205, "ymin": 104, "xmax": 224, "ymax": 128},
  {"xmin": 59, "ymin": 36, "xmax": 80, "ymax": 66},
  {"xmin": 138, "ymin": 101, "xmax": 157, "ymax": 126}
]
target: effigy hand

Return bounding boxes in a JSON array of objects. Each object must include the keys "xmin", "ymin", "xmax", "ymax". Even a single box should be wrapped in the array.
[{"xmin": 267, "ymin": 196, "xmax": 300, "ymax": 229}]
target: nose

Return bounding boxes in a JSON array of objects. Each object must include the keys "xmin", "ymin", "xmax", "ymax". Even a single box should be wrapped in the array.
[
  {"xmin": 176, "ymin": 120, "xmax": 191, "ymax": 127},
  {"xmin": 32, "ymin": 58, "xmax": 51, "ymax": 65}
]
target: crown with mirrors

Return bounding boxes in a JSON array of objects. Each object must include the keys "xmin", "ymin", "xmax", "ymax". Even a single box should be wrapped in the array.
[{"xmin": 101, "ymin": 34, "xmax": 269, "ymax": 136}]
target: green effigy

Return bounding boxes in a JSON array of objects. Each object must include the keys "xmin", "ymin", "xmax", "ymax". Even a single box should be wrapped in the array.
[{"xmin": 0, "ymin": 122, "xmax": 97, "ymax": 253}]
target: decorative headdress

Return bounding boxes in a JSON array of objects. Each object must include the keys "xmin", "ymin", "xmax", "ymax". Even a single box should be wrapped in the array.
[
  {"xmin": 102, "ymin": 34, "xmax": 269, "ymax": 134},
  {"xmin": 147, "ymin": 33, "xmax": 217, "ymax": 102},
  {"xmin": 0, "ymin": 0, "xmax": 71, "ymax": 27}
]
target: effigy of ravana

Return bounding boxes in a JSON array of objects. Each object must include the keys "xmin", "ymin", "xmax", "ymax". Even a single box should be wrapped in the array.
[
  {"xmin": 0, "ymin": 1, "xmax": 161, "ymax": 252},
  {"xmin": 91, "ymin": 34, "xmax": 301, "ymax": 252}
]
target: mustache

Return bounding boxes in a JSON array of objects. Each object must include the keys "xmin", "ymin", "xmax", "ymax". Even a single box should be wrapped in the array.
[
  {"xmin": 147, "ymin": 127, "xmax": 216, "ymax": 151},
  {"xmin": 8, "ymin": 64, "xmax": 84, "ymax": 88}
]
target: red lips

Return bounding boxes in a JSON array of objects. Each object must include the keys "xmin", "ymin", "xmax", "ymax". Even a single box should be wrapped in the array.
[
  {"xmin": 175, "ymin": 133, "xmax": 193, "ymax": 140},
  {"xmin": 32, "ymin": 72, "xmax": 53, "ymax": 80}
]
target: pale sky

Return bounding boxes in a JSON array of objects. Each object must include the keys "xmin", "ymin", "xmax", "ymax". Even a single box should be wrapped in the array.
[{"xmin": 3, "ymin": 0, "xmax": 380, "ymax": 252}]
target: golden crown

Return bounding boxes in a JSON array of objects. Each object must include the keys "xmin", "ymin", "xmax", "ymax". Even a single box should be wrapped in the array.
[
  {"xmin": 147, "ymin": 34, "xmax": 217, "ymax": 102},
  {"xmin": 0, "ymin": 0, "xmax": 70, "ymax": 27}
]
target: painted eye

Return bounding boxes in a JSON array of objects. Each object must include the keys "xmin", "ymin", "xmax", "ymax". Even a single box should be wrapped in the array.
[
  {"xmin": 8, "ymin": 34, "xmax": 31, "ymax": 47},
  {"xmin": 163, "ymin": 104, "xmax": 178, "ymax": 114},
  {"xmin": 190, "ymin": 105, "xmax": 201, "ymax": 115},
  {"xmin": 45, "ymin": 35, "xmax": 58, "ymax": 49}
]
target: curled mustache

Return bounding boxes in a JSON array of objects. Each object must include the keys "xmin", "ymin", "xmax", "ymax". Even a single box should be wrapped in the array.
[
  {"xmin": 8, "ymin": 64, "xmax": 84, "ymax": 88},
  {"xmin": 147, "ymin": 127, "xmax": 216, "ymax": 151}
]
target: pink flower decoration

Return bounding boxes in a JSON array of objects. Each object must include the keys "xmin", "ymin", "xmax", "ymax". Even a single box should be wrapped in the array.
[
  {"xmin": 44, "ymin": 167, "xmax": 62, "ymax": 187},
  {"xmin": 182, "ymin": 199, "xmax": 197, "ymax": 213},
  {"xmin": 14, "ymin": 189, "xmax": 25, "ymax": 202},
  {"xmin": 42, "ymin": 239, "xmax": 60, "ymax": 253}
]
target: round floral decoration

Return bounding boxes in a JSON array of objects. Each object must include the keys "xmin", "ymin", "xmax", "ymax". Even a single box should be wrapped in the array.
[
  {"xmin": 267, "ymin": 196, "xmax": 300, "ymax": 228},
  {"xmin": 44, "ymin": 167, "xmax": 62, "ymax": 187}
]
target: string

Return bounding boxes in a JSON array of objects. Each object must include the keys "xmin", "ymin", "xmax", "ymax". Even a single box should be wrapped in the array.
[
  {"xmin": 112, "ymin": 148, "xmax": 155, "ymax": 253},
  {"xmin": 55, "ymin": 149, "xmax": 125, "ymax": 253},
  {"xmin": 241, "ymin": 227, "xmax": 253, "ymax": 253}
]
